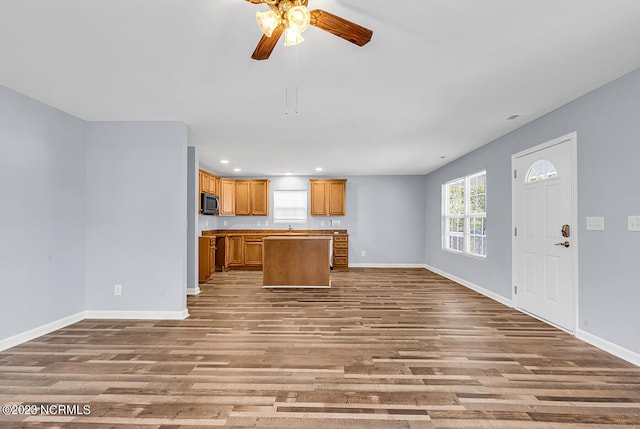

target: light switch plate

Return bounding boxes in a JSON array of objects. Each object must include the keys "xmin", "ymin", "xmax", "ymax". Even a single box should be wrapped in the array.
[
  {"xmin": 628, "ymin": 216, "xmax": 640, "ymax": 231},
  {"xmin": 586, "ymin": 216, "xmax": 605, "ymax": 231}
]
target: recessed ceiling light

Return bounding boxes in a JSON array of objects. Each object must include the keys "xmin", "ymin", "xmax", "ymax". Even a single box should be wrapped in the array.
[
  {"xmin": 233, "ymin": 168, "xmax": 241, "ymax": 172},
  {"xmin": 506, "ymin": 114, "xmax": 521, "ymax": 120},
  {"xmin": 315, "ymin": 167, "xmax": 323, "ymax": 171},
  {"xmin": 440, "ymin": 156, "xmax": 447, "ymax": 159},
  {"xmin": 220, "ymin": 159, "xmax": 230, "ymax": 164}
]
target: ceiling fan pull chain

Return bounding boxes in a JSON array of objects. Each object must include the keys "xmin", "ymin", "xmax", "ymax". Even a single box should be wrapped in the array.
[
  {"xmin": 284, "ymin": 87, "xmax": 288, "ymax": 115},
  {"xmin": 294, "ymin": 43, "xmax": 300, "ymax": 114}
]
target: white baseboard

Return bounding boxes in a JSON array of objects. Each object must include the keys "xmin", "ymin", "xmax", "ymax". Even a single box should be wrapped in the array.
[
  {"xmin": 577, "ymin": 328, "xmax": 640, "ymax": 367},
  {"xmin": 0, "ymin": 311, "xmax": 85, "ymax": 352},
  {"xmin": 348, "ymin": 263, "xmax": 428, "ymax": 269},
  {"xmin": 423, "ymin": 264, "xmax": 639, "ymax": 367},
  {"xmin": 423, "ymin": 264, "xmax": 513, "ymax": 308},
  {"xmin": 187, "ymin": 286, "xmax": 201, "ymax": 295},
  {"xmin": 1, "ymin": 308, "xmax": 191, "ymax": 352},
  {"xmin": 85, "ymin": 309, "xmax": 189, "ymax": 320}
]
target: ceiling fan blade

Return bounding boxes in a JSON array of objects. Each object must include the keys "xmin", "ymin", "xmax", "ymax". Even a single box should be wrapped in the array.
[
  {"xmin": 251, "ymin": 25, "xmax": 284, "ymax": 60},
  {"xmin": 310, "ymin": 9, "xmax": 373, "ymax": 47}
]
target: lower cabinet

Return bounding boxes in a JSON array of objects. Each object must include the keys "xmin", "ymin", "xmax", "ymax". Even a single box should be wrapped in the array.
[
  {"xmin": 244, "ymin": 237, "xmax": 263, "ymax": 266},
  {"xmin": 198, "ymin": 236, "xmax": 216, "ymax": 282},
  {"xmin": 228, "ymin": 236, "xmax": 243, "ymax": 266},
  {"xmin": 210, "ymin": 231, "xmax": 348, "ymax": 271},
  {"xmin": 332, "ymin": 234, "xmax": 349, "ymax": 271}
]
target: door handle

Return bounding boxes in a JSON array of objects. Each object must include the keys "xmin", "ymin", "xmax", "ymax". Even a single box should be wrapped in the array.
[{"xmin": 554, "ymin": 241, "xmax": 570, "ymax": 248}]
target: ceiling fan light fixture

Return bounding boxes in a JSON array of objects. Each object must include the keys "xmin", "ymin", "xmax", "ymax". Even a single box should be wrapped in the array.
[
  {"xmin": 256, "ymin": 10, "xmax": 280, "ymax": 37},
  {"xmin": 284, "ymin": 28, "xmax": 304, "ymax": 46},
  {"xmin": 286, "ymin": 5, "xmax": 310, "ymax": 34}
]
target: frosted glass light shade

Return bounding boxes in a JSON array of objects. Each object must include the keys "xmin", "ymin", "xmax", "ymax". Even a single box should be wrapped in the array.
[
  {"xmin": 284, "ymin": 28, "xmax": 304, "ymax": 46},
  {"xmin": 286, "ymin": 6, "xmax": 310, "ymax": 34},
  {"xmin": 256, "ymin": 10, "xmax": 280, "ymax": 37}
]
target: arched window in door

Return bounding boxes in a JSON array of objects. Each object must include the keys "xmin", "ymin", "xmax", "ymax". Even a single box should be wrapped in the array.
[{"xmin": 525, "ymin": 159, "xmax": 557, "ymax": 183}]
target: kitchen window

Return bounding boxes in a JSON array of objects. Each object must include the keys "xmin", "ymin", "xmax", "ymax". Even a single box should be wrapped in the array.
[
  {"xmin": 442, "ymin": 171, "xmax": 487, "ymax": 257},
  {"xmin": 273, "ymin": 190, "xmax": 307, "ymax": 224}
]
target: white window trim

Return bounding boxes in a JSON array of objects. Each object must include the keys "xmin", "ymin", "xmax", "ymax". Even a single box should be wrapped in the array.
[{"xmin": 442, "ymin": 170, "xmax": 487, "ymax": 258}]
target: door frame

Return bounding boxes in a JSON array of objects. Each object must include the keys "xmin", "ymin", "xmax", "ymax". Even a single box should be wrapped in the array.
[{"xmin": 511, "ymin": 131, "xmax": 579, "ymax": 333}]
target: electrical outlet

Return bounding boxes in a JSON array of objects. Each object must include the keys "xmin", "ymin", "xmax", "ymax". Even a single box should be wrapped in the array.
[
  {"xmin": 205, "ymin": 220, "xmax": 209, "ymax": 227},
  {"xmin": 361, "ymin": 250, "xmax": 366, "ymax": 257},
  {"xmin": 114, "ymin": 284, "xmax": 122, "ymax": 296},
  {"xmin": 320, "ymin": 220, "xmax": 325, "ymax": 227},
  {"xmin": 264, "ymin": 221, "xmax": 269, "ymax": 226},
  {"xmin": 257, "ymin": 220, "xmax": 261, "ymax": 226},
  {"xmin": 223, "ymin": 220, "xmax": 228, "ymax": 227}
]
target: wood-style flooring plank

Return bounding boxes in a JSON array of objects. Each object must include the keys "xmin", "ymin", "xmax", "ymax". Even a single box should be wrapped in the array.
[{"xmin": 0, "ymin": 268, "xmax": 639, "ymax": 428}]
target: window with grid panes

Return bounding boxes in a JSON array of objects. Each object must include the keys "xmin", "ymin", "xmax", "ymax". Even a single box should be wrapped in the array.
[{"xmin": 443, "ymin": 171, "xmax": 486, "ymax": 257}]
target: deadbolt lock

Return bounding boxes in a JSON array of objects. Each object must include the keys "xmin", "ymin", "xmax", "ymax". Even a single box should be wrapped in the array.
[{"xmin": 561, "ymin": 224, "xmax": 570, "ymax": 238}]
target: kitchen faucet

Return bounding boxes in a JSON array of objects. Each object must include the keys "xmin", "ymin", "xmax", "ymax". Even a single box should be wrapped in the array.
[{"xmin": 288, "ymin": 224, "xmax": 292, "ymax": 232}]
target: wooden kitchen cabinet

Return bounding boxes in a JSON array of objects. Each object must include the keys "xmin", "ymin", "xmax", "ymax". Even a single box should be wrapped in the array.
[
  {"xmin": 198, "ymin": 236, "xmax": 216, "ymax": 282},
  {"xmin": 310, "ymin": 179, "xmax": 347, "ymax": 216},
  {"xmin": 205, "ymin": 229, "xmax": 348, "ymax": 272},
  {"xmin": 332, "ymin": 234, "xmax": 349, "ymax": 271},
  {"xmin": 243, "ymin": 236, "xmax": 263, "ymax": 266},
  {"xmin": 199, "ymin": 169, "xmax": 221, "ymax": 213},
  {"xmin": 250, "ymin": 180, "xmax": 269, "ymax": 216},
  {"xmin": 199, "ymin": 170, "xmax": 220, "ymax": 195},
  {"xmin": 228, "ymin": 235, "xmax": 243, "ymax": 266},
  {"xmin": 219, "ymin": 178, "xmax": 236, "ymax": 216},
  {"xmin": 235, "ymin": 180, "xmax": 270, "ymax": 216}
]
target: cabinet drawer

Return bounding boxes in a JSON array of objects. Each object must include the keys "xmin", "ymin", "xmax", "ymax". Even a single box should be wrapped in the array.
[
  {"xmin": 334, "ymin": 241, "xmax": 348, "ymax": 249},
  {"xmin": 334, "ymin": 256, "xmax": 348, "ymax": 266},
  {"xmin": 244, "ymin": 236, "xmax": 263, "ymax": 242},
  {"xmin": 334, "ymin": 248, "xmax": 348, "ymax": 257},
  {"xmin": 334, "ymin": 235, "xmax": 348, "ymax": 242}
]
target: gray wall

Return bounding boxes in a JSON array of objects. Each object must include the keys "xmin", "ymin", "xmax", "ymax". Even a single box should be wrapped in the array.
[
  {"xmin": 85, "ymin": 122, "xmax": 188, "ymax": 313},
  {"xmin": 425, "ymin": 68, "xmax": 640, "ymax": 354},
  {"xmin": 187, "ymin": 146, "xmax": 199, "ymax": 293},
  {"xmin": 201, "ymin": 175, "xmax": 427, "ymax": 266},
  {"xmin": 0, "ymin": 86, "xmax": 86, "ymax": 340}
]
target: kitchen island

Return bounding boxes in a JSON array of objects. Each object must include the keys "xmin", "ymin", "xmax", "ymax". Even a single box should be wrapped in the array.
[{"xmin": 262, "ymin": 236, "xmax": 331, "ymax": 288}]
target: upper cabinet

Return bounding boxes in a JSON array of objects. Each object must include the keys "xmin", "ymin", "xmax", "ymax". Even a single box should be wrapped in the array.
[
  {"xmin": 199, "ymin": 170, "xmax": 220, "ymax": 196},
  {"xmin": 236, "ymin": 180, "xmax": 270, "ymax": 216},
  {"xmin": 310, "ymin": 179, "xmax": 347, "ymax": 216},
  {"xmin": 219, "ymin": 178, "xmax": 236, "ymax": 216}
]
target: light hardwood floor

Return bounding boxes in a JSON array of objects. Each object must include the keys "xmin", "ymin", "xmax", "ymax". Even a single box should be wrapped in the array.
[{"xmin": 1, "ymin": 268, "xmax": 639, "ymax": 428}]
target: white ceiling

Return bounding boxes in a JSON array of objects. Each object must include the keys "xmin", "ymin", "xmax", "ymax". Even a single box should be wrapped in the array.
[{"xmin": 2, "ymin": 1, "xmax": 640, "ymax": 176}]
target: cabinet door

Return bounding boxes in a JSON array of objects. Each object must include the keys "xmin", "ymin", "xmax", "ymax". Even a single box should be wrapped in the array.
[
  {"xmin": 310, "ymin": 180, "xmax": 328, "ymax": 215},
  {"xmin": 244, "ymin": 239, "xmax": 263, "ymax": 266},
  {"xmin": 251, "ymin": 180, "xmax": 270, "ymax": 216},
  {"xmin": 235, "ymin": 181, "xmax": 251, "ymax": 215},
  {"xmin": 199, "ymin": 171, "xmax": 208, "ymax": 194},
  {"xmin": 209, "ymin": 176, "xmax": 219, "ymax": 196},
  {"xmin": 198, "ymin": 237, "xmax": 210, "ymax": 282},
  {"xmin": 328, "ymin": 180, "xmax": 346, "ymax": 215},
  {"xmin": 208, "ymin": 238, "xmax": 216, "ymax": 275},
  {"xmin": 219, "ymin": 179, "xmax": 236, "ymax": 216},
  {"xmin": 228, "ymin": 236, "xmax": 243, "ymax": 265}
]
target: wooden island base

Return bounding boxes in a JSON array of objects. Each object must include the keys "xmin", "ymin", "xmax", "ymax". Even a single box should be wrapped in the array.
[{"xmin": 262, "ymin": 236, "xmax": 331, "ymax": 288}]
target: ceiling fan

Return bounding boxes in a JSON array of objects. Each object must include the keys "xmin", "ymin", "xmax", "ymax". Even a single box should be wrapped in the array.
[{"xmin": 245, "ymin": 0, "xmax": 373, "ymax": 60}]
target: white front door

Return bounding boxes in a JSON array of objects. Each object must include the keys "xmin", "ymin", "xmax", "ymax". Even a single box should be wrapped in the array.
[{"xmin": 512, "ymin": 133, "xmax": 577, "ymax": 332}]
